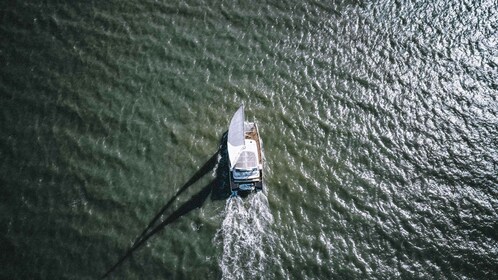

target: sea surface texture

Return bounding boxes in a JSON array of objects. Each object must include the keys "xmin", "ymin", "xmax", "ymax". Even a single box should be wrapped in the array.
[{"xmin": 1, "ymin": 0, "xmax": 497, "ymax": 279}]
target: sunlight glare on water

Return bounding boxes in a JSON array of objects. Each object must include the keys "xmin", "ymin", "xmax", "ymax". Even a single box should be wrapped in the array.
[{"xmin": 0, "ymin": 0, "xmax": 497, "ymax": 279}]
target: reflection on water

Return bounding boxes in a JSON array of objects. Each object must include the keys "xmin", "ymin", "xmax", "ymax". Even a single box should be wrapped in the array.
[{"xmin": 1, "ymin": 0, "xmax": 497, "ymax": 279}]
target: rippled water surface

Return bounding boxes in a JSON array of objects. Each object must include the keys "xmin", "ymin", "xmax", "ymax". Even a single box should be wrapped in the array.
[{"xmin": 1, "ymin": 0, "xmax": 497, "ymax": 279}]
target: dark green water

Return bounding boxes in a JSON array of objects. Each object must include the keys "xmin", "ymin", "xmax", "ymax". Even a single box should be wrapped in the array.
[{"xmin": 1, "ymin": 0, "xmax": 497, "ymax": 279}]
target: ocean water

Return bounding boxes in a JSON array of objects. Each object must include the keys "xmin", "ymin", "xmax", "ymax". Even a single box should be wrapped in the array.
[{"xmin": 1, "ymin": 0, "xmax": 497, "ymax": 279}]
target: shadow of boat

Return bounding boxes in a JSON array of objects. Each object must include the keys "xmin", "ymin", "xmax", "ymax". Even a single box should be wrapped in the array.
[{"xmin": 101, "ymin": 132, "xmax": 230, "ymax": 278}]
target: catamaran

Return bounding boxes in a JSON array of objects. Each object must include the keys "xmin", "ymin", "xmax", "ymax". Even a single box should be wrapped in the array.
[{"xmin": 227, "ymin": 105, "xmax": 263, "ymax": 195}]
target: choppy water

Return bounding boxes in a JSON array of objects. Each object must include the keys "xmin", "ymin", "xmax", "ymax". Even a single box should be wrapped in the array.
[
  {"xmin": 1, "ymin": 0, "xmax": 497, "ymax": 279},
  {"xmin": 216, "ymin": 192, "xmax": 274, "ymax": 280}
]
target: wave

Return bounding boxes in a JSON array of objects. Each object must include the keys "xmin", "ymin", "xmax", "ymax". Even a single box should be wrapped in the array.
[{"xmin": 215, "ymin": 191, "xmax": 274, "ymax": 280}]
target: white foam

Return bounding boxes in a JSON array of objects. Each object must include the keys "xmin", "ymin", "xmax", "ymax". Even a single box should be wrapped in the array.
[{"xmin": 215, "ymin": 191, "xmax": 274, "ymax": 280}]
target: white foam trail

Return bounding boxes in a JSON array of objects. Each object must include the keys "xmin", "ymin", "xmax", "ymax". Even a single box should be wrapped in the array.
[{"xmin": 215, "ymin": 191, "xmax": 274, "ymax": 280}]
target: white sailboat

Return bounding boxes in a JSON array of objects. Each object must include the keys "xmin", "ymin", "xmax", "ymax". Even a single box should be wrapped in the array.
[{"xmin": 227, "ymin": 105, "xmax": 263, "ymax": 194}]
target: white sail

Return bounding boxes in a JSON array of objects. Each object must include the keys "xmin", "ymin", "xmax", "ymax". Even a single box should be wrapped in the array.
[{"xmin": 228, "ymin": 105, "xmax": 245, "ymax": 169}]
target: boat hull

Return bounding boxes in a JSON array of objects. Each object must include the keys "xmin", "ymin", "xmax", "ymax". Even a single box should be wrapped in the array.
[
  {"xmin": 228, "ymin": 121, "xmax": 263, "ymax": 193},
  {"xmin": 230, "ymin": 171, "xmax": 263, "ymax": 192}
]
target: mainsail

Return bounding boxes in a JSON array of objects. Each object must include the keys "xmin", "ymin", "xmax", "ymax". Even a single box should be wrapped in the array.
[{"xmin": 227, "ymin": 105, "xmax": 245, "ymax": 169}]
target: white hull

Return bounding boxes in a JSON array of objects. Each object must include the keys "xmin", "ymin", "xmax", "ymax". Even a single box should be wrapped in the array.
[{"xmin": 227, "ymin": 106, "xmax": 263, "ymax": 193}]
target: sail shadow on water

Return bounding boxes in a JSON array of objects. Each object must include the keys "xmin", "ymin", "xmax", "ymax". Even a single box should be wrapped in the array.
[{"xmin": 101, "ymin": 133, "xmax": 231, "ymax": 279}]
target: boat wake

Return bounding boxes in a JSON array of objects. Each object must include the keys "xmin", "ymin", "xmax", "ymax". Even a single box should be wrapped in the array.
[{"xmin": 215, "ymin": 191, "xmax": 274, "ymax": 280}]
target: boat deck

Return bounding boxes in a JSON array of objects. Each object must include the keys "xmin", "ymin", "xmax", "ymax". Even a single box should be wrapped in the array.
[{"xmin": 245, "ymin": 126, "xmax": 262, "ymax": 165}]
